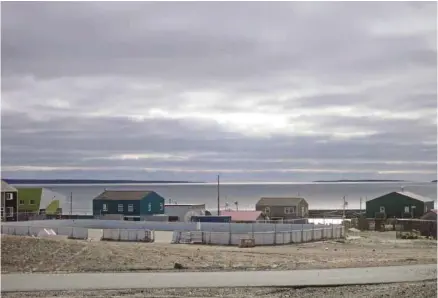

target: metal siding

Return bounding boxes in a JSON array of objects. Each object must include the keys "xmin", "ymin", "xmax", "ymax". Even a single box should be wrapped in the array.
[
  {"xmin": 164, "ymin": 205, "xmax": 191, "ymax": 221},
  {"xmin": 366, "ymin": 193, "xmax": 427, "ymax": 218},
  {"xmin": 17, "ymin": 188, "xmax": 43, "ymax": 212}
]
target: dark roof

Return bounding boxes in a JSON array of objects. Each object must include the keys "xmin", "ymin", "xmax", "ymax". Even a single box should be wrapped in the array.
[
  {"xmin": 93, "ymin": 190, "xmax": 152, "ymax": 201},
  {"xmin": 369, "ymin": 191, "xmax": 434, "ymax": 203},
  {"xmin": 1, "ymin": 180, "xmax": 17, "ymax": 192},
  {"xmin": 256, "ymin": 197, "xmax": 305, "ymax": 206}
]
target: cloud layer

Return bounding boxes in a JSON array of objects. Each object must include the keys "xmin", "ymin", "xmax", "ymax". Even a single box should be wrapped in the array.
[{"xmin": 1, "ymin": 2, "xmax": 437, "ymax": 182}]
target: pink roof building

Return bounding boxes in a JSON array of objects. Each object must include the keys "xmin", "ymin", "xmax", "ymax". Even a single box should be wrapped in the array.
[{"xmin": 220, "ymin": 210, "xmax": 266, "ymax": 222}]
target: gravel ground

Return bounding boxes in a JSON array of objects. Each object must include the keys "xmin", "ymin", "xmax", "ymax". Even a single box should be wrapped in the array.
[
  {"xmin": 1, "ymin": 231, "xmax": 436, "ymax": 273},
  {"xmin": 2, "ymin": 281, "xmax": 437, "ymax": 298}
]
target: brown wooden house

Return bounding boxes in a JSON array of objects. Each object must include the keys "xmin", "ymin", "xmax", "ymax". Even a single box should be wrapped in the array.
[{"xmin": 255, "ymin": 197, "xmax": 309, "ymax": 220}]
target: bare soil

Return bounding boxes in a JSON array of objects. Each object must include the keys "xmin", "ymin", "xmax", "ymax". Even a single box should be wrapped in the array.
[{"xmin": 1, "ymin": 231, "xmax": 436, "ymax": 274}]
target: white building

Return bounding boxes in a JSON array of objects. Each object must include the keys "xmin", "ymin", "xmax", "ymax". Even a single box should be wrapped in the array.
[{"xmin": 164, "ymin": 203, "xmax": 207, "ymax": 222}]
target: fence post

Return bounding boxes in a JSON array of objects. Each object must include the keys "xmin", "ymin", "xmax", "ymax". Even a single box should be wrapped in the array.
[
  {"xmin": 301, "ymin": 223, "xmax": 304, "ymax": 242},
  {"xmin": 331, "ymin": 224, "xmax": 334, "ymax": 238},
  {"xmin": 28, "ymin": 226, "xmax": 31, "ymax": 236},
  {"xmin": 312, "ymin": 224, "xmax": 315, "ymax": 241},
  {"xmin": 118, "ymin": 229, "xmax": 121, "ymax": 241},
  {"xmin": 71, "ymin": 227, "xmax": 74, "ymax": 238},
  {"xmin": 251, "ymin": 223, "xmax": 254, "ymax": 238},
  {"xmin": 228, "ymin": 223, "xmax": 232, "ymax": 245},
  {"xmin": 274, "ymin": 223, "xmax": 277, "ymax": 245}
]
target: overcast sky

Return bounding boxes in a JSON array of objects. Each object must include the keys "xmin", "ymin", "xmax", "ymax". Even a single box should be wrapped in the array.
[{"xmin": 1, "ymin": 2, "xmax": 437, "ymax": 182}]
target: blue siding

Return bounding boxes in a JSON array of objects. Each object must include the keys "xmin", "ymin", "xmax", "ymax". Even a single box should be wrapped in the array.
[
  {"xmin": 93, "ymin": 191, "xmax": 165, "ymax": 216},
  {"xmin": 140, "ymin": 192, "xmax": 165, "ymax": 215},
  {"xmin": 93, "ymin": 199, "xmax": 141, "ymax": 216}
]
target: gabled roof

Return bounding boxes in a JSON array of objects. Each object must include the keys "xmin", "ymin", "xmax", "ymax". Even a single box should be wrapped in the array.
[
  {"xmin": 256, "ymin": 197, "xmax": 305, "ymax": 206},
  {"xmin": 93, "ymin": 190, "xmax": 152, "ymax": 201},
  {"xmin": 395, "ymin": 191, "xmax": 434, "ymax": 202},
  {"xmin": 1, "ymin": 180, "xmax": 17, "ymax": 192},
  {"xmin": 220, "ymin": 211, "xmax": 263, "ymax": 221},
  {"xmin": 369, "ymin": 191, "xmax": 435, "ymax": 203}
]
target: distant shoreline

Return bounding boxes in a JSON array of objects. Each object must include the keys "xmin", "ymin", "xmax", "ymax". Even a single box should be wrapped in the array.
[
  {"xmin": 2, "ymin": 179, "xmax": 418, "ymax": 185},
  {"xmin": 313, "ymin": 179, "xmax": 407, "ymax": 183},
  {"xmin": 2, "ymin": 179, "xmax": 200, "ymax": 185}
]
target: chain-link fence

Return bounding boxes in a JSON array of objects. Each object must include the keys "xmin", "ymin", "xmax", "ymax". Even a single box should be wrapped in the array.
[
  {"xmin": 172, "ymin": 225, "xmax": 344, "ymax": 246},
  {"xmin": 102, "ymin": 229, "xmax": 154, "ymax": 242},
  {"xmin": 1, "ymin": 225, "xmax": 88, "ymax": 239}
]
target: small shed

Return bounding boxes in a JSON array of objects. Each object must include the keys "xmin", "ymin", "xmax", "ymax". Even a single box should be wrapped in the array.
[
  {"xmin": 366, "ymin": 191, "xmax": 435, "ymax": 219},
  {"xmin": 92, "ymin": 190, "xmax": 165, "ymax": 220},
  {"xmin": 220, "ymin": 211, "xmax": 266, "ymax": 223},
  {"xmin": 421, "ymin": 210, "xmax": 437, "ymax": 221}
]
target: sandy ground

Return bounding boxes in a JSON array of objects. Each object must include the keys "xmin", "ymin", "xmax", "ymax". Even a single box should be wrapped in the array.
[
  {"xmin": 1, "ymin": 231, "xmax": 436, "ymax": 274},
  {"xmin": 2, "ymin": 281, "xmax": 437, "ymax": 298}
]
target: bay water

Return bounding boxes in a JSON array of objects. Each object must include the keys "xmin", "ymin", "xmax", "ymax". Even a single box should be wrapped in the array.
[{"xmin": 13, "ymin": 182, "xmax": 437, "ymax": 215}]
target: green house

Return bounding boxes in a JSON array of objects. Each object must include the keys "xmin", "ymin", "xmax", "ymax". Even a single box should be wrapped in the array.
[
  {"xmin": 366, "ymin": 191, "xmax": 435, "ymax": 219},
  {"xmin": 92, "ymin": 190, "xmax": 165, "ymax": 220},
  {"xmin": 17, "ymin": 188, "xmax": 68, "ymax": 215}
]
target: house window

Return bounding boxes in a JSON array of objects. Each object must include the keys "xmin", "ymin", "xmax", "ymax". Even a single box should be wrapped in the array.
[
  {"xmin": 30, "ymin": 200, "xmax": 35, "ymax": 205},
  {"xmin": 128, "ymin": 204, "xmax": 134, "ymax": 212},
  {"xmin": 284, "ymin": 206, "xmax": 296, "ymax": 214},
  {"xmin": 404, "ymin": 206, "xmax": 409, "ymax": 213},
  {"xmin": 6, "ymin": 207, "xmax": 14, "ymax": 217},
  {"xmin": 148, "ymin": 203, "xmax": 152, "ymax": 212},
  {"xmin": 264, "ymin": 207, "xmax": 271, "ymax": 214},
  {"xmin": 301, "ymin": 206, "xmax": 305, "ymax": 216},
  {"xmin": 380, "ymin": 206, "xmax": 385, "ymax": 213},
  {"xmin": 6, "ymin": 193, "xmax": 14, "ymax": 200},
  {"xmin": 118, "ymin": 204, "xmax": 124, "ymax": 212},
  {"xmin": 19, "ymin": 200, "xmax": 25, "ymax": 205},
  {"xmin": 102, "ymin": 204, "xmax": 108, "ymax": 212},
  {"xmin": 160, "ymin": 203, "xmax": 163, "ymax": 211}
]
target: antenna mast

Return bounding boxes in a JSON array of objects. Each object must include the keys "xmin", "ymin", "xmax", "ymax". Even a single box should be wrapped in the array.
[{"xmin": 217, "ymin": 174, "xmax": 220, "ymax": 216}]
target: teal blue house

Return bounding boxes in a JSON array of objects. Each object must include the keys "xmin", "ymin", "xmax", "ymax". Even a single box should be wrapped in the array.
[{"xmin": 92, "ymin": 190, "xmax": 165, "ymax": 220}]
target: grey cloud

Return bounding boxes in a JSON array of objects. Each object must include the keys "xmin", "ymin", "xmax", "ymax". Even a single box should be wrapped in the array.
[
  {"xmin": 1, "ymin": 2, "xmax": 436, "ymax": 181},
  {"xmin": 2, "ymin": 112, "xmax": 436, "ymax": 170}
]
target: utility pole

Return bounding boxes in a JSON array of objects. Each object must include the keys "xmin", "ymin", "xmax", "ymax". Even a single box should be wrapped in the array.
[
  {"xmin": 342, "ymin": 195, "xmax": 346, "ymax": 219},
  {"xmin": 217, "ymin": 174, "xmax": 220, "ymax": 216},
  {"xmin": 359, "ymin": 197, "xmax": 362, "ymax": 212}
]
